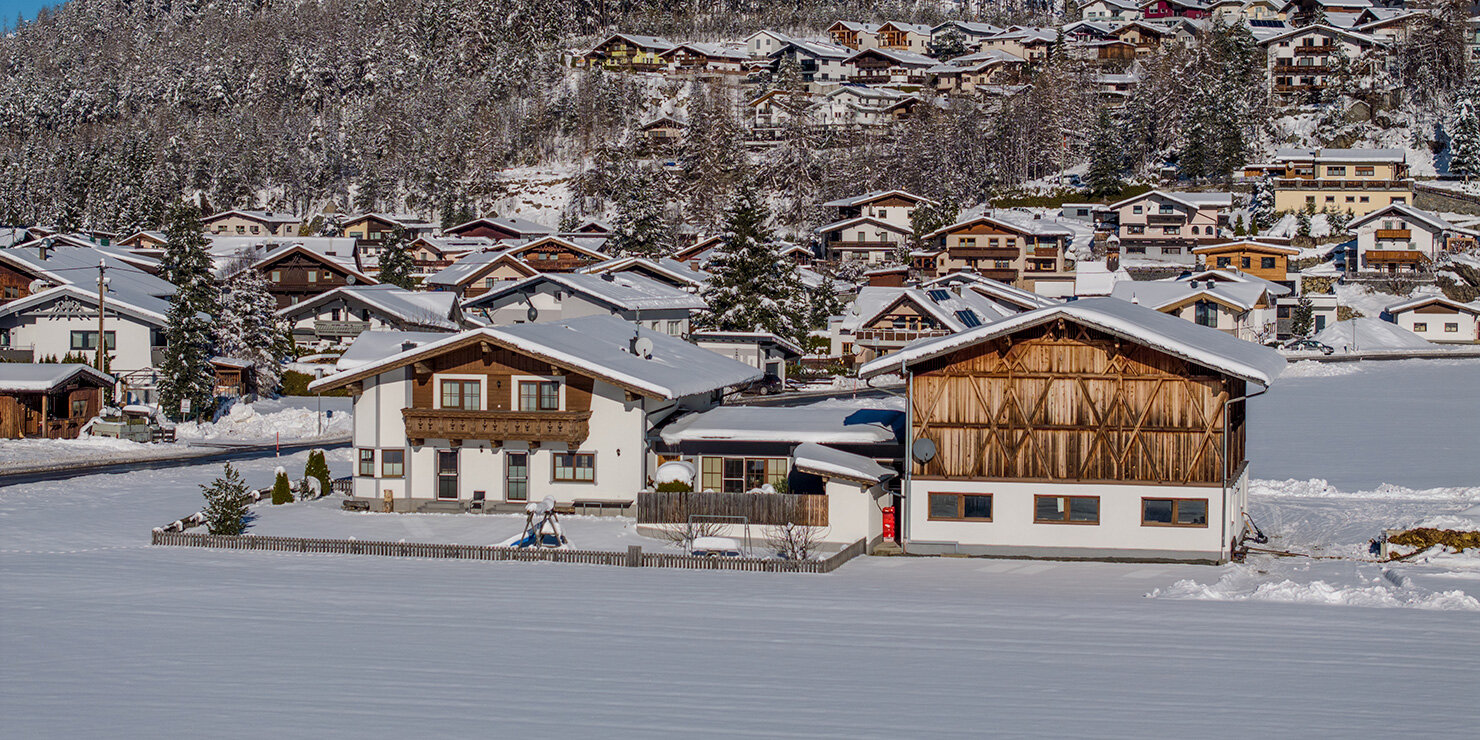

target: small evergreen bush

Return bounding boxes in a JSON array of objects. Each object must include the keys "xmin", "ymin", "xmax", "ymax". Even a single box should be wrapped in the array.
[{"xmin": 271, "ymin": 468, "xmax": 294, "ymax": 505}]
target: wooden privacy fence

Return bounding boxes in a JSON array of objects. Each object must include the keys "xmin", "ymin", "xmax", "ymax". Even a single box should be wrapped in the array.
[
  {"xmin": 151, "ymin": 531, "xmax": 867, "ymax": 574},
  {"xmin": 637, "ymin": 490, "xmax": 829, "ymax": 527}
]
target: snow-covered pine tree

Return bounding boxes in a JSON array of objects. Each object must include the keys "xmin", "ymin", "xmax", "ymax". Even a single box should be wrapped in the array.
[
  {"xmin": 271, "ymin": 467, "xmax": 294, "ymax": 505},
  {"xmin": 909, "ymin": 198, "xmax": 960, "ymax": 248},
  {"xmin": 156, "ymin": 203, "xmax": 218, "ymax": 422},
  {"xmin": 682, "ymin": 84, "xmax": 748, "ymax": 226},
  {"xmin": 608, "ymin": 169, "xmax": 669, "ymax": 257},
  {"xmin": 216, "ymin": 268, "xmax": 291, "ymax": 395},
  {"xmin": 304, "ymin": 449, "xmax": 331, "ymax": 499},
  {"xmin": 1250, "ymin": 178, "xmax": 1276, "ymax": 231},
  {"xmin": 1086, "ymin": 108, "xmax": 1124, "ymax": 196},
  {"xmin": 699, "ymin": 186, "xmax": 812, "ymax": 347},
  {"xmin": 377, "ymin": 226, "xmax": 416, "ymax": 288},
  {"xmin": 1450, "ymin": 96, "xmax": 1480, "ymax": 179},
  {"xmin": 201, "ymin": 463, "xmax": 253, "ymax": 535}
]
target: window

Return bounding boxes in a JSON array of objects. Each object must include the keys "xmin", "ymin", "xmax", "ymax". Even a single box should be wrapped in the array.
[
  {"xmin": 1413, "ymin": 322, "xmax": 1427, "ymax": 332},
  {"xmin": 70, "ymin": 398, "xmax": 87, "ymax": 418},
  {"xmin": 553, "ymin": 452, "xmax": 596, "ymax": 482},
  {"xmin": 1445, "ymin": 322, "xmax": 1459, "ymax": 332},
  {"xmin": 307, "ymin": 271, "xmax": 317, "ymax": 283},
  {"xmin": 1355, "ymin": 166, "xmax": 1374, "ymax": 177},
  {"xmin": 959, "ymin": 237, "xmax": 976, "ymax": 248},
  {"xmin": 1216, "ymin": 256, "xmax": 1231, "ymax": 268},
  {"xmin": 506, "ymin": 452, "xmax": 528, "ymax": 501},
  {"xmin": 69, "ymin": 331, "xmax": 116, "ymax": 351},
  {"xmin": 1127, "ymin": 225, "xmax": 1145, "ymax": 235},
  {"xmin": 1132, "ymin": 205, "xmax": 1143, "ymax": 214},
  {"xmin": 1326, "ymin": 166, "xmax": 1346, "ymax": 177},
  {"xmin": 701, "ymin": 456, "xmax": 788, "ymax": 493},
  {"xmin": 440, "ymin": 379, "xmax": 482, "ymax": 410},
  {"xmin": 518, "ymin": 380, "xmax": 560, "ymax": 411},
  {"xmin": 1158, "ymin": 204, "xmax": 1175, "ymax": 215},
  {"xmin": 381, "ymin": 449, "xmax": 404, "ymax": 478},
  {"xmin": 484, "ymin": 278, "xmax": 496, "ymax": 288},
  {"xmin": 358, "ymin": 449, "xmax": 375, "ymax": 477},
  {"xmin": 271, "ymin": 270, "xmax": 281, "ymax": 282},
  {"xmin": 1240, "ymin": 257, "xmax": 1251, "ymax": 269},
  {"xmin": 1162, "ymin": 226, "xmax": 1180, "ymax": 235},
  {"xmin": 1142, "ymin": 498, "xmax": 1208, "ymax": 527},
  {"xmin": 928, "ymin": 493, "xmax": 993, "ymax": 520},
  {"xmin": 437, "ymin": 450, "xmax": 458, "ymax": 500},
  {"xmin": 0, "ymin": 328, "xmax": 8, "ymax": 347},
  {"xmin": 1194, "ymin": 300, "xmax": 1218, "ymax": 328},
  {"xmin": 1034, "ymin": 495, "xmax": 1100, "ymax": 524},
  {"xmin": 1261, "ymin": 257, "xmax": 1277, "ymax": 269},
  {"xmin": 1359, "ymin": 196, "xmax": 1370, "ymax": 203}
]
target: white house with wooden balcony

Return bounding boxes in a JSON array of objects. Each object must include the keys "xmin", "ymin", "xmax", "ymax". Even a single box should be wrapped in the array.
[
  {"xmin": 830, "ymin": 285, "xmax": 1021, "ymax": 361},
  {"xmin": 1348, "ymin": 203, "xmax": 1478, "ymax": 274},
  {"xmin": 277, "ymin": 285, "xmax": 467, "ymax": 348},
  {"xmin": 859, "ymin": 297, "xmax": 1286, "ymax": 563},
  {"xmin": 1110, "ymin": 274, "xmax": 1282, "ymax": 343},
  {"xmin": 844, "ymin": 47, "xmax": 936, "ymax": 86},
  {"xmin": 1104, "ymin": 190, "xmax": 1234, "ymax": 262},
  {"xmin": 310, "ymin": 315, "xmax": 761, "ymax": 513},
  {"xmin": 202, "ymin": 209, "xmax": 301, "ymax": 237},
  {"xmin": 1267, "ymin": 148, "xmax": 1411, "ymax": 216},
  {"xmin": 1261, "ymin": 24, "xmax": 1387, "ymax": 101},
  {"xmin": 816, "ymin": 216, "xmax": 913, "ymax": 263},
  {"xmin": 807, "ymin": 85, "xmax": 919, "ymax": 129},
  {"xmin": 766, "ymin": 39, "xmax": 856, "ymax": 86},
  {"xmin": 921, "ymin": 212, "xmax": 1077, "ymax": 293}
]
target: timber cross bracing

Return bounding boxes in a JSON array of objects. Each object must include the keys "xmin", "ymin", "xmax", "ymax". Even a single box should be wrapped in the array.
[{"xmin": 910, "ymin": 320, "xmax": 1245, "ymax": 485}]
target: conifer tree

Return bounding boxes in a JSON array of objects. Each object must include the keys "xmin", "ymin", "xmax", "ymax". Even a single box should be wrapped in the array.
[
  {"xmin": 201, "ymin": 463, "xmax": 253, "ymax": 535},
  {"xmin": 157, "ymin": 203, "xmax": 218, "ymax": 422},
  {"xmin": 699, "ymin": 186, "xmax": 812, "ymax": 346},
  {"xmin": 1086, "ymin": 109, "xmax": 1124, "ymax": 196},
  {"xmin": 216, "ymin": 269, "xmax": 291, "ymax": 395},
  {"xmin": 909, "ymin": 198, "xmax": 959, "ymax": 248},
  {"xmin": 608, "ymin": 169, "xmax": 669, "ymax": 257},
  {"xmin": 1250, "ymin": 178, "xmax": 1276, "ymax": 231},
  {"xmin": 271, "ymin": 467, "xmax": 294, "ymax": 505},
  {"xmin": 1450, "ymin": 96, "xmax": 1480, "ymax": 178},
  {"xmin": 377, "ymin": 226, "xmax": 416, "ymax": 288},
  {"xmin": 304, "ymin": 449, "xmax": 332, "ymax": 499}
]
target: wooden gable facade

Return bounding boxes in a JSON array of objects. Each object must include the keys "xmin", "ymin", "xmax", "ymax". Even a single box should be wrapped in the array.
[
  {"xmin": 0, "ymin": 261, "xmax": 41, "ymax": 305},
  {"xmin": 505, "ymin": 237, "xmax": 604, "ymax": 273},
  {"xmin": 256, "ymin": 247, "xmax": 374, "ymax": 308},
  {"xmin": 456, "ymin": 255, "xmax": 539, "ymax": 299},
  {"xmin": 908, "ymin": 318, "xmax": 1247, "ymax": 486}
]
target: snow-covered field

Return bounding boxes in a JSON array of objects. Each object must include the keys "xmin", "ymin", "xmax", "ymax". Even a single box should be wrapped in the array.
[{"xmin": 2, "ymin": 361, "xmax": 1478, "ymax": 737}]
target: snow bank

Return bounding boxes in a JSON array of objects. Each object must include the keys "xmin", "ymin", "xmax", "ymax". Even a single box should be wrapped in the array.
[
  {"xmin": 1280, "ymin": 360, "xmax": 1361, "ymax": 378},
  {"xmin": 1314, "ymin": 317, "xmax": 1432, "ymax": 352},
  {"xmin": 1151, "ymin": 569, "xmax": 1480, "ymax": 611},
  {"xmin": 175, "ymin": 401, "xmax": 351, "ymax": 443}
]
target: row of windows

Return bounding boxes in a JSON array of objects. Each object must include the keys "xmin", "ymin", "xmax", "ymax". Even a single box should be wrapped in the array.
[
  {"xmin": 358, "ymin": 448, "xmax": 595, "ymax": 486},
  {"xmin": 1411, "ymin": 322, "xmax": 1461, "ymax": 333},
  {"xmin": 1124, "ymin": 225, "xmax": 1213, "ymax": 236},
  {"xmin": 700, "ymin": 456, "xmax": 788, "ymax": 493},
  {"xmin": 1215, "ymin": 256, "xmax": 1279, "ymax": 270},
  {"xmin": 927, "ymin": 493, "xmax": 1209, "ymax": 528},
  {"xmin": 269, "ymin": 270, "xmax": 334, "ymax": 283},
  {"xmin": 438, "ymin": 378, "xmax": 561, "ymax": 412}
]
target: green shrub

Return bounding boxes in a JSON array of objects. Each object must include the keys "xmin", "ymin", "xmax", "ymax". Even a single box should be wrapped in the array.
[
  {"xmin": 201, "ymin": 463, "xmax": 253, "ymax": 535},
  {"xmin": 304, "ymin": 449, "xmax": 331, "ymax": 497},
  {"xmin": 280, "ymin": 370, "xmax": 349, "ymax": 397},
  {"xmin": 655, "ymin": 480, "xmax": 693, "ymax": 493},
  {"xmin": 271, "ymin": 469, "xmax": 294, "ymax": 505}
]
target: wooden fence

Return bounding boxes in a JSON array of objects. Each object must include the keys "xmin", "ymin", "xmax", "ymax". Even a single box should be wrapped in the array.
[
  {"xmin": 150, "ymin": 530, "xmax": 867, "ymax": 574},
  {"xmin": 637, "ymin": 490, "xmax": 829, "ymax": 527}
]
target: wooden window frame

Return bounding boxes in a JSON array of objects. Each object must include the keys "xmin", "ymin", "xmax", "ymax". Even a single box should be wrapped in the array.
[
  {"xmin": 358, "ymin": 448, "xmax": 375, "ymax": 477},
  {"xmin": 436, "ymin": 449, "xmax": 459, "ymax": 500},
  {"xmin": 439, "ymin": 378, "xmax": 482, "ymax": 411},
  {"xmin": 381, "ymin": 449, "xmax": 404, "ymax": 478},
  {"xmin": 552, "ymin": 451, "xmax": 596, "ymax": 483},
  {"xmin": 1034, "ymin": 495, "xmax": 1101, "ymax": 525},
  {"xmin": 926, "ymin": 492, "xmax": 993, "ymax": 521},
  {"xmin": 1412, "ymin": 322, "xmax": 1427, "ymax": 332},
  {"xmin": 515, "ymin": 377, "xmax": 562, "ymax": 411},
  {"xmin": 1140, "ymin": 497, "xmax": 1209, "ymax": 528}
]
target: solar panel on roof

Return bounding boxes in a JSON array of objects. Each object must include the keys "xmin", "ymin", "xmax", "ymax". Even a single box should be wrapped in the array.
[
  {"xmin": 927, "ymin": 289, "xmax": 952, "ymax": 302},
  {"xmin": 955, "ymin": 310, "xmax": 982, "ymax": 328}
]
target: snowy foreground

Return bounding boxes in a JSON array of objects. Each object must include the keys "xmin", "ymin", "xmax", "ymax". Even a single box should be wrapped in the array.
[{"xmin": 2, "ymin": 361, "xmax": 1479, "ymax": 737}]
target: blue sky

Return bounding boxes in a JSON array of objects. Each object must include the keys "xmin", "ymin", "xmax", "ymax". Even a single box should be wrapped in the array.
[{"xmin": 1, "ymin": 0, "xmax": 59, "ymax": 27}]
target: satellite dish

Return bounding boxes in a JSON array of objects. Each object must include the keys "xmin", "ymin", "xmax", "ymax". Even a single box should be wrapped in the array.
[
  {"xmin": 526, "ymin": 305, "xmax": 539, "ymax": 322},
  {"xmin": 911, "ymin": 438, "xmax": 937, "ymax": 464},
  {"xmin": 849, "ymin": 302, "xmax": 860, "ymax": 316},
  {"xmin": 346, "ymin": 275, "xmax": 356, "ymax": 285},
  {"xmin": 633, "ymin": 336, "xmax": 655, "ymax": 359}
]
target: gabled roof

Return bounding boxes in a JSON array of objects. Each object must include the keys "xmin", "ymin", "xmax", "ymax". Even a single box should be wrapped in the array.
[
  {"xmin": 1111, "ymin": 278, "xmax": 1273, "ymax": 312},
  {"xmin": 918, "ymin": 272, "xmax": 1060, "ymax": 310},
  {"xmin": 659, "ymin": 404, "xmax": 904, "ymax": 445},
  {"xmin": 445, "ymin": 216, "xmax": 556, "ymax": 238},
  {"xmin": 0, "ymin": 245, "xmax": 177, "ymax": 305},
  {"xmin": 341, "ymin": 213, "xmax": 437, "ymax": 231},
  {"xmin": 829, "ymin": 20, "xmax": 882, "ymax": 34},
  {"xmin": 203, "ymin": 209, "xmax": 300, "ymax": 226},
  {"xmin": 276, "ymin": 285, "xmax": 461, "ymax": 330},
  {"xmin": 422, "ymin": 248, "xmax": 534, "ymax": 287},
  {"xmin": 249, "ymin": 244, "xmax": 378, "ymax": 285},
  {"xmin": 923, "ymin": 213, "xmax": 1073, "ymax": 240},
  {"xmin": 661, "ymin": 42, "xmax": 749, "ymax": 61},
  {"xmin": 0, "ymin": 362, "xmax": 114, "ymax": 392},
  {"xmin": 410, "ymin": 236, "xmax": 503, "ymax": 256},
  {"xmin": 691, "ymin": 330, "xmax": 804, "ymax": 357},
  {"xmin": 1109, "ymin": 189, "xmax": 1234, "ymax": 210},
  {"xmin": 815, "ymin": 215, "xmax": 915, "ymax": 236},
  {"xmin": 503, "ymin": 235, "xmax": 609, "ymax": 261},
  {"xmin": 310, "ymin": 315, "xmax": 761, "ymax": 400},
  {"xmin": 844, "ymin": 47, "xmax": 938, "ymax": 67},
  {"xmin": 1384, "ymin": 295, "xmax": 1480, "ymax": 315},
  {"xmin": 462, "ymin": 271, "xmax": 707, "ymax": 313},
  {"xmin": 1170, "ymin": 268, "xmax": 1292, "ymax": 296},
  {"xmin": 591, "ymin": 33, "xmax": 676, "ymax": 53},
  {"xmin": 846, "ymin": 286, "xmax": 1017, "ymax": 334},
  {"xmin": 1258, "ymin": 23, "xmax": 1385, "ymax": 47},
  {"xmin": 673, "ymin": 235, "xmax": 725, "ymax": 262},
  {"xmin": 769, "ymin": 38, "xmax": 855, "ymax": 61},
  {"xmin": 859, "ymin": 296, "xmax": 1286, "ymax": 385},
  {"xmin": 878, "ymin": 20, "xmax": 933, "ymax": 36},
  {"xmin": 931, "ymin": 21, "xmax": 1006, "ymax": 36},
  {"xmin": 821, "ymin": 189, "xmax": 934, "ymax": 209},
  {"xmin": 1273, "ymin": 147, "xmax": 1405, "ymax": 163},
  {"xmin": 1348, "ymin": 203, "xmax": 1474, "ymax": 235},
  {"xmin": 1190, "ymin": 239, "xmax": 1300, "ymax": 255},
  {"xmin": 0, "ymin": 283, "xmax": 171, "ymax": 326},
  {"xmin": 580, "ymin": 256, "xmax": 708, "ymax": 289}
]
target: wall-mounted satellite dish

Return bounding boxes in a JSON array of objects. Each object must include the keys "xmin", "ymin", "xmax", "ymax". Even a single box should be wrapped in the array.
[
  {"xmin": 632, "ymin": 336, "xmax": 655, "ymax": 359},
  {"xmin": 911, "ymin": 438, "xmax": 937, "ymax": 464},
  {"xmin": 346, "ymin": 275, "xmax": 356, "ymax": 285},
  {"xmin": 526, "ymin": 305, "xmax": 539, "ymax": 322}
]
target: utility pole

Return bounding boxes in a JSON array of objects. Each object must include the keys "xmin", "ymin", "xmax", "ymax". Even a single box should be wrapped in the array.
[{"xmin": 97, "ymin": 258, "xmax": 113, "ymax": 403}]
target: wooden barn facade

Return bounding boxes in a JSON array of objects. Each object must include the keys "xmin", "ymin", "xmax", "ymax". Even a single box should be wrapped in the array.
[
  {"xmin": 0, "ymin": 363, "xmax": 114, "ymax": 439},
  {"xmin": 859, "ymin": 298, "xmax": 1285, "ymax": 563}
]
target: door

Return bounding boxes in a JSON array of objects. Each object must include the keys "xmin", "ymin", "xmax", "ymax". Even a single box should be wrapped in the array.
[
  {"xmin": 437, "ymin": 450, "xmax": 458, "ymax": 500},
  {"xmin": 505, "ymin": 452, "xmax": 528, "ymax": 502}
]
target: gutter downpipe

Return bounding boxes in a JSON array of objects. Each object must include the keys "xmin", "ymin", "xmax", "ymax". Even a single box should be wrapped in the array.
[
  {"xmin": 1221, "ymin": 383, "xmax": 1268, "ymax": 562},
  {"xmin": 863, "ymin": 356, "xmax": 912, "ymax": 553}
]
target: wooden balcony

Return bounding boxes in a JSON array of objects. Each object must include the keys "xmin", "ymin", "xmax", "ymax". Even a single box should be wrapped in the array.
[
  {"xmin": 403, "ymin": 409, "xmax": 591, "ymax": 445},
  {"xmin": 854, "ymin": 327, "xmax": 950, "ymax": 344},
  {"xmin": 1033, "ymin": 246, "xmax": 1059, "ymax": 258},
  {"xmin": 1364, "ymin": 250, "xmax": 1426, "ymax": 264},
  {"xmin": 638, "ymin": 490, "xmax": 828, "ymax": 527},
  {"xmin": 1292, "ymin": 44, "xmax": 1336, "ymax": 55},
  {"xmin": 977, "ymin": 268, "xmax": 1019, "ymax": 281},
  {"xmin": 828, "ymin": 240, "xmax": 900, "ymax": 251},
  {"xmin": 1374, "ymin": 229, "xmax": 1411, "ymax": 240},
  {"xmin": 1274, "ymin": 179, "xmax": 1410, "ymax": 190},
  {"xmin": 1146, "ymin": 213, "xmax": 1187, "ymax": 225},
  {"xmin": 950, "ymin": 247, "xmax": 1019, "ymax": 259},
  {"xmin": 313, "ymin": 319, "xmax": 371, "ymax": 338}
]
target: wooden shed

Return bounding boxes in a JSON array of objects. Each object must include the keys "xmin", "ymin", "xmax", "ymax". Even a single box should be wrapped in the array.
[
  {"xmin": 859, "ymin": 297, "xmax": 1286, "ymax": 563},
  {"xmin": 0, "ymin": 363, "xmax": 114, "ymax": 439}
]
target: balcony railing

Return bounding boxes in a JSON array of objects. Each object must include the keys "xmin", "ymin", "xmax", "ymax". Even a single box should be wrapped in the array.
[
  {"xmin": 403, "ymin": 408, "xmax": 592, "ymax": 445},
  {"xmin": 1274, "ymin": 179, "xmax": 1411, "ymax": 190},
  {"xmin": 1292, "ymin": 45, "xmax": 1336, "ymax": 55},
  {"xmin": 1364, "ymin": 250, "xmax": 1426, "ymax": 264},
  {"xmin": 854, "ymin": 327, "xmax": 950, "ymax": 344},
  {"xmin": 1374, "ymin": 229, "xmax": 1411, "ymax": 240},
  {"xmin": 828, "ymin": 240, "xmax": 900, "ymax": 250},
  {"xmin": 314, "ymin": 319, "xmax": 372, "ymax": 338},
  {"xmin": 949, "ymin": 247, "xmax": 1020, "ymax": 259}
]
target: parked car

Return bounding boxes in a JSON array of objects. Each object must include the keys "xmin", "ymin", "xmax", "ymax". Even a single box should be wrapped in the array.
[{"xmin": 1282, "ymin": 338, "xmax": 1334, "ymax": 355}]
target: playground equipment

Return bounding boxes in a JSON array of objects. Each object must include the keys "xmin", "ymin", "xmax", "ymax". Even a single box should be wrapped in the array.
[{"xmin": 509, "ymin": 496, "xmax": 568, "ymax": 549}]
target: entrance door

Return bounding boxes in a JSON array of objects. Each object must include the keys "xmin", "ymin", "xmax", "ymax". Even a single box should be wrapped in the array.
[
  {"xmin": 437, "ymin": 450, "xmax": 458, "ymax": 500},
  {"xmin": 505, "ymin": 452, "xmax": 528, "ymax": 502}
]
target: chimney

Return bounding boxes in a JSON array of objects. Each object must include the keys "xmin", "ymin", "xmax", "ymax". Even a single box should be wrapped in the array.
[
  {"xmin": 601, "ymin": 271, "xmax": 615, "ymax": 281},
  {"xmin": 400, "ymin": 341, "xmax": 418, "ymax": 353},
  {"xmin": 1106, "ymin": 253, "xmax": 1119, "ymax": 272}
]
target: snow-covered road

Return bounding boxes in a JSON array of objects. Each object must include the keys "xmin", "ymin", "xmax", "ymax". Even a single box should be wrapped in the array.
[{"xmin": 1, "ymin": 361, "xmax": 1478, "ymax": 737}]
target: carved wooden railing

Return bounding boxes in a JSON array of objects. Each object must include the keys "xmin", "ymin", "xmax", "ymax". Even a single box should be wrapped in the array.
[{"xmin": 403, "ymin": 409, "xmax": 591, "ymax": 445}]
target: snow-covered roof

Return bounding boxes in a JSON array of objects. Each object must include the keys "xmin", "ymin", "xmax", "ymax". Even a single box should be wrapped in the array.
[
  {"xmin": 1314, "ymin": 317, "xmax": 1432, "ymax": 351},
  {"xmin": 663, "ymin": 42, "xmax": 749, "ymax": 60},
  {"xmin": 445, "ymin": 216, "xmax": 555, "ymax": 238},
  {"xmin": 821, "ymin": 190, "xmax": 933, "ymax": 209},
  {"xmin": 830, "ymin": 21, "xmax": 882, "ymax": 33},
  {"xmin": 580, "ymin": 256, "xmax": 709, "ymax": 288},
  {"xmin": 950, "ymin": 48, "xmax": 1029, "ymax": 65},
  {"xmin": 0, "ymin": 362, "xmax": 114, "ymax": 392},
  {"xmin": 313, "ymin": 315, "xmax": 762, "ymax": 400},
  {"xmin": 462, "ymin": 272, "xmax": 707, "ymax": 313},
  {"xmin": 815, "ymin": 215, "xmax": 914, "ymax": 236},
  {"xmin": 278, "ymin": 285, "xmax": 461, "ymax": 330},
  {"xmin": 659, "ymin": 405, "xmax": 904, "ymax": 445},
  {"xmin": 0, "ymin": 282, "xmax": 171, "ymax": 327},
  {"xmin": 245, "ymin": 242, "xmax": 376, "ymax": 284},
  {"xmin": 412, "ymin": 236, "xmax": 502, "ymax": 255},
  {"xmin": 690, "ymin": 330, "xmax": 804, "ymax": 357},
  {"xmin": 422, "ymin": 247, "xmax": 529, "ymax": 287},
  {"xmin": 341, "ymin": 213, "xmax": 437, "ymax": 231},
  {"xmin": 204, "ymin": 209, "xmax": 300, "ymax": 225},
  {"xmin": 844, "ymin": 286, "xmax": 1018, "ymax": 334},
  {"xmin": 858, "ymin": 297, "xmax": 1286, "ymax": 386},
  {"xmin": 1108, "ymin": 190, "xmax": 1234, "ymax": 211},
  {"xmin": 918, "ymin": 272, "xmax": 1059, "ymax": 310},
  {"xmin": 1073, "ymin": 261, "xmax": 1132, "ymax": 297},
  {"xmin": 334, "ymin": 330, "xmax": 450, "ymax": 372},
  {"xmin": 1169, "ymin": 268, "xmax": 1292, "ymax": 296},
  {"xmin": 1273, "ymin": 147, "xmax": 1404, "ymax": 163},
  {"xmin": 931, "ymin": 20, "xmax": 1006, "ymax": 36},
  {"xmin": 770, "ymin": 38, "xmax": 855, "ymax": 60},
  {"xmin": 924, "ymin": 212, "xmax": 1074, "ymax": 240},
  {"xmin": 0, "ymin": 244, "xmax": 177, "ymax": 306},
  {"xmin": 1348, "ymin": 203, "xmax": 1475, "ymax": 235},
  {"xmin": 846, "ymin": 47, "xmax": 937, "ymax": 67},
  {"xmin": 791, "ymin": 442, "xmax": 895, "ymax": 485},
  {"xmin": 880, "ymin": 21, "xmax": 933, "ymax": 36},
  {"xmin": 1111, "ymin": 278, "xmax": 1273, "ymax": 312},
  {"xmin": 597, "ymin": 33, "xmax": 676, "ymax": 52},
  {"xmin": 1383, "ymin": 295, "xmax": 1480, "ymax": 315}
]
